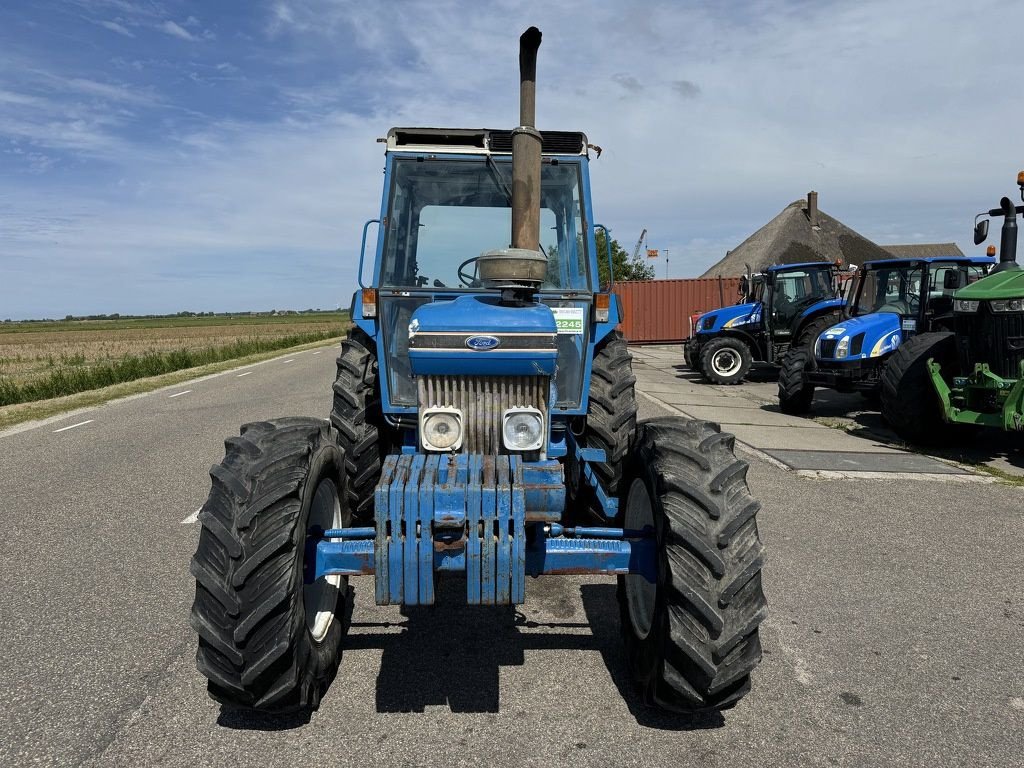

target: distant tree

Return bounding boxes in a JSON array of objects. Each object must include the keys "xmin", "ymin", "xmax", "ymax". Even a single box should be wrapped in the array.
[{"xmin": 595, "ymin": 230, "xmax": 656, "ymax": 286}]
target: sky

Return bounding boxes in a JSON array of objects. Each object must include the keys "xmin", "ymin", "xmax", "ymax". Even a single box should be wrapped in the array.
[{"xmin": 1, "ymin": 0, "xmax": 1022, "ymax": 319}]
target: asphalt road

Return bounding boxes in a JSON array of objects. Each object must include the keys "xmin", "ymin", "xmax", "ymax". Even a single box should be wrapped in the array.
[{"xmin": 1, "ymin": 346, "xmax": 1022, "ymax": 767}]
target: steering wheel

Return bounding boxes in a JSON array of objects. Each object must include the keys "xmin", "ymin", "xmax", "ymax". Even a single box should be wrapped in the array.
[
  {"xmin": 877, "ymin": 300, "xmax": 909, "ymax": 315},
  {"xmin": 457, "ymin": 256, "xmax": 481, "ymax": 287}
]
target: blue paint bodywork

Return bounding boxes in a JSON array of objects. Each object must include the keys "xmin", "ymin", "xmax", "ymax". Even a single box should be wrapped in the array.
[
  {"xmin": 695, "ymin": 302, "xmax": 762, "ymax": 334},
  {"xmin": 815, "ymin": 313, "xmax": 902, "ymax": 362},
  {"xmin": 337, "ymin": 129, "xmax": 654, "ymax": 604}
]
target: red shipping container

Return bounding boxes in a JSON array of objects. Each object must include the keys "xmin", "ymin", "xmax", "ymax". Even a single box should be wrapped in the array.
[{"xmin": 614, "ymin": 278, "xmax": 743, "ymax": 344}]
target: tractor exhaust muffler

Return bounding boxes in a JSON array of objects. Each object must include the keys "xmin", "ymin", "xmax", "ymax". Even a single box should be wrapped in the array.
[{"xmin": 511, "ymin": 26, "xmax": 542, "ymax": 253}]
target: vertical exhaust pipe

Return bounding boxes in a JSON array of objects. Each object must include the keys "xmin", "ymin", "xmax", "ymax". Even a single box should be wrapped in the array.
[
  {"xmin": 511, "ymin": 26, "xmax": 542, "ymax": 252},
  {"xmin": 994, "ymin": 196, "xmax": 1020, "ymax": 274}
]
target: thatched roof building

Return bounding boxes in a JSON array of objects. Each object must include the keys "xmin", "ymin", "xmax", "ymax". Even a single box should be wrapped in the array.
[{"xmin": 700, "ymin": 192, "xmax": 892, "ymax": 277}]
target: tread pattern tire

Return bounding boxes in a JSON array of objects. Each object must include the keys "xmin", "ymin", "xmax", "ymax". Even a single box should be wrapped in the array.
[
  {"xmin": 699, "ymin": 337, "xmax": 752, "ymax": 385},
  {"xmin": 683, "ymin": 340, "xmax": 698, "ymax": 371},
  {"xmin": 776, "ymin": 314, "xmax": 837, "ymax": 414},
  {"xmin": 330, "ymin": 329, "xmax": 387, "ymax": 524},
  {"xmin": 583, "ymin": 330, "xmax": 638, "ymax": 496},
  {"xmin": 880, "ymin": 331, "xmax": 964, "ymax": 445},
  {"xmin": 190, "ymin": 417, "xmax": 350, "ymax": 713},
  {"xmin": 618, "ymin": 417, "xmax": 767, "ymax": 712},
  {"xmin": 777, "ymin": 347, "xmax": 814, "ymax": 414}
]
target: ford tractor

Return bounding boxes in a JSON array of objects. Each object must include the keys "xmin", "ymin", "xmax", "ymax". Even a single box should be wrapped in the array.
[
  {"xmin": 882, "ymin": 178, "xmax": 1024, "ymax": 444},
  {"xmin": 777, "ymin": 255, "xmax": 993, "ymax": 414},
  {"xmin": 188, "ymin": 28, "xmax": 767, "ymax": 716},
  {"xmin": 691, "ymin": 262, "xmax": 845, "ymax": 385}
]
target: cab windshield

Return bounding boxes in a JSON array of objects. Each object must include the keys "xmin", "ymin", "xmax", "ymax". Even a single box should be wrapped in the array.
[{"xmin": 379, "ymin": 157, "xmax": 589, "ymax": 291}]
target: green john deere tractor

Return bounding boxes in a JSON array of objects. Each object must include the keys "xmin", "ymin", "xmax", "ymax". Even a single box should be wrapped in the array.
[{"xmin": 881, "ymin": 176, "xmax": 1024, "ymax": 444}]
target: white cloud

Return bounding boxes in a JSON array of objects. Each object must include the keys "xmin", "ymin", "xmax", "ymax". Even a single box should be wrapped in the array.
[
  {"xmin": 98, "ymin": 19, "xmax": 135, "ymax": 37},
  {"xmin": 160, "ymin": 20, "xmax": 197, "ymax": 41}
]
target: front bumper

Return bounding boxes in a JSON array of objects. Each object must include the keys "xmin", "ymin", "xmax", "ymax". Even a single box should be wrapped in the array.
[{"xmin": 807, "ymin": 359, "xmax": 885, "ymax": 391}]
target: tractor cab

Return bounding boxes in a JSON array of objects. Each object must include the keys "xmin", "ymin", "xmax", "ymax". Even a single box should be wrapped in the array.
[{"xmin": 764, "ymin": 262, "xmax": 841, "ymax": 346}]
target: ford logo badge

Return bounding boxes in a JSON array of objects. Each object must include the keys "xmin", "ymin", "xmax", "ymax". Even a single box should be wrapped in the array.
[{"xmin": 466, "ymin": 335, "xmax": 500, "ymax": 351}]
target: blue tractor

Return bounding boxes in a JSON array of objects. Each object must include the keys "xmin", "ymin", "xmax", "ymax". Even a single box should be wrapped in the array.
[
  {"xmin": 776, "ymin": 255, "xmax": 994, "ymax": 414},
  {"xmin": 188, "ymin": 28, "xmax": 766, "ymax": 715},
  {"xmin": 690, "ymin": 262, "xmax": 846, "ymax": 385}
]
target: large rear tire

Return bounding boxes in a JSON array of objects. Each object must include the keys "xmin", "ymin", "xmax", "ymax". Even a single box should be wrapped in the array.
[
  {"xmin": 699, "ymin": 337, "xmax": 752, "ymax": 385},
  {"xmin": 618, "ymin": 418, "xmax": 767, "ymax": 712},
  {"xmin": 330, "ymin": 329, "xmax": 388, "ymax": 524},
  {"xmin": 190, "ymin": 417, "xmax": 350, "ymax": 713},
  {"xmin": 880, "ymin": 332, "xmax": 963, "ymax": 445}
]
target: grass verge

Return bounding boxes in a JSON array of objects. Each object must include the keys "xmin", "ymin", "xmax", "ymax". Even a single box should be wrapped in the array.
[{"xmin": 0, "ymin": 337, "xmax": 341, "ymax": 432}]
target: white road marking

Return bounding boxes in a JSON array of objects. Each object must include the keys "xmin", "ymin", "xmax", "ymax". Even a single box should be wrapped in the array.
[
  {"xmin": 181, "ymin": 507, "xmax": 202, "ymax": 525},
  {"xmin": 237, "ymin": 371, "xmax": 253, "ymax": 377},
  {"xmin": 168, "ymin": 390, "xmax": 192, "ymax": 398},
  {"xmin": 312, "ymin": 350, "xmax": 323, "ymax": 355},
  {"xmin": 52, "ymin": 419, "xmax": 93, "ymax": 433},
  {"xmin": 282, "ymin": 359, "xmax": 294, "ymax": 364}
]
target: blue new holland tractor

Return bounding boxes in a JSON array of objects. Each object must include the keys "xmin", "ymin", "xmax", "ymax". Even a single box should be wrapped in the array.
[
  {"xmin": 690, "ymin": 262, "xmax": 845, "ymax": 385},
  {"xmin": 188, "ymin": 28, "xmax": 767, "ymax": 715},
  {"xmin": 776, "ymin": 255, "xmax": 994, "ymax": 414}
]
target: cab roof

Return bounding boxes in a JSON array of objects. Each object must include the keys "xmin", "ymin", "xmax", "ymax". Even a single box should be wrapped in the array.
[
  {"xmin": 862, "ymin": 256, "xmax": 995, "ymax": 268},
  {"xmin": 764, "ymin": 261, "xmax": 836, "ymax": 273}
]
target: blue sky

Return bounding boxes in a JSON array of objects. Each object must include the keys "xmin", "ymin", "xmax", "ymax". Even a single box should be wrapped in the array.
[{"xmin": 1, "ymin": 0, "xmax": 1022, "ymax": 319}]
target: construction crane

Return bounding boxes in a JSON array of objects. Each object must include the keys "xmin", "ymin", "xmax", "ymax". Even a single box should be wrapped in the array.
[{"xmin": 631, "ymin": 228, "xmax": 647, "ymax": 262}]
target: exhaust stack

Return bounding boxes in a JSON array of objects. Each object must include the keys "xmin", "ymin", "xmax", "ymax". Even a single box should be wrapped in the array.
[
  {"xmin": 994, "ymin": 196, "xmax": 1020, "ymax": 274},
  {"xmin": 511, "ymin": 26, "xmax": 542, "ymax": 252}
]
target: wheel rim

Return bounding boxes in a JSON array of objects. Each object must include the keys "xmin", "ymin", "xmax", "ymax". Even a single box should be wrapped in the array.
[
  {"xmin": 304, "ymin": 477, "xmax": 343, "ymax": 643},
  {"xmin": 712, "ymin": 347, "xmax": 742, "ymax": 377},
  {"xmin": 624, "ymin": 477, "xmax": 657, "ymax": 640}
]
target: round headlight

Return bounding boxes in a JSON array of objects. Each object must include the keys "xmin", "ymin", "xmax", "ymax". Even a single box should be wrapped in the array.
[
  {"xmin": 422, "ymin": 410, "xmax": 462, "ymax": 451},
  {"xmin": 502, "ymin": 409, "xmax": 544, "ymax": 451}
]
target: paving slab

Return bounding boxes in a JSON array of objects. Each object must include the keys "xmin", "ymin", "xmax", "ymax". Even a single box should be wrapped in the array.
[
  {"xmin": 718, "ymin": 423, "xmax": 897, "ymax": 452},
  {"xmin": 676, "ymin": 404, "xmax": 833, "ymax": 428},
  {"xmin": 765, "ymin": 449, "xmax": 968, "ymax": 474}
]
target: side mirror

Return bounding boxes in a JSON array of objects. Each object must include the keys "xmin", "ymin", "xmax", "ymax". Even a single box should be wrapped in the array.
[
  {"xmin": 943, "ymin": 271, "xmax": 960, "ymax": 290},
  {"xmin": 974, "ymin": 218, "xmax": 990, "ymax": 245}
]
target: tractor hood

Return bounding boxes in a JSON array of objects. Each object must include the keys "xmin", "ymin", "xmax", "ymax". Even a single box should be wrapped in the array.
[
  {"xmin": 815, "ymin": 313, "xmax": 902, "ymax": 362},
  {"xmin": 695, "ymin": 302, "xmax": 762, "ymax": 334},
  {"xmin": 955, "ymin": 268, "xmax": 1024, "ymax": 301},
  {"xmin": 407, "ymin": 295, "xmax": 559, "ymax": 377}
]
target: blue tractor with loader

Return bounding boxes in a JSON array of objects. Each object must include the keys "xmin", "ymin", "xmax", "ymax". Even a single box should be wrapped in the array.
[
  {"xmin": 776, "ymin": 255, "xmax": 994, "ymax": 414},
  {"xmin": 189, "ymin": 28, "xmax": 767, "ymax": 715},
  {"xmin": 689, "ymin": 262, "xmax": 845, "ymax": 385}
]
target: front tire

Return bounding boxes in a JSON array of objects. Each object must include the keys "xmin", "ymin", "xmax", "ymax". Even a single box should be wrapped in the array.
[
  {"xmin": 618, "ymin": 418, "xmax": 767, "ymax": 712},
  {"xmin": 190, "ymin": 417, "xmax": 350, "ymax": 713},
  {"xmin": 699, "ymin": 337, "xmax": 752, "ymax": 385},
  {"xmin": 683, "ymin": 340, "xmax": 698, "ymax": 371},
  {"xmin": 330, "ymin": 329, "xmax": 387, "ymax": 524},
  {"xmin": 880, "ymin": 332, "xmax": 961, "ymax": 445},
  {"xmin": 581, "ymin": 330, "xmax": 638, "ymax": 498},
  {"xmin": 778, "ymin": 347, "xmax": 814, "ymax": 414}
]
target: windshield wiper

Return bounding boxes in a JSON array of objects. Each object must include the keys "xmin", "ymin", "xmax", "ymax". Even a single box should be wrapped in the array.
[{"xmin": 485, "ymin": 155, "xmax": 513, "ymax": 204}]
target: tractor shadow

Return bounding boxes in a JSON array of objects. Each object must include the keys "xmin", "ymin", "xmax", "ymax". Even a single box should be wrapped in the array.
[
  {"xmin": 669, "ymin": 362, "xmax": 779, "ymax": 385},
  {"xmin": 346, "ymin": 578, "xmax": 723, "ymax": 730}
]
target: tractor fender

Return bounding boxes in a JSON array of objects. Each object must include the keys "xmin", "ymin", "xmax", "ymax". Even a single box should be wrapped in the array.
[
  {"xmin": 350, "ymin": 289, "xmax": 379, "ymax": 340},
  {"xmin": 815, "ymin": 312, "xmax": 903, "ymax": 363},
  {"xmin": 797, "ymin": 298, "xmax": 846, "ymax": 322}
]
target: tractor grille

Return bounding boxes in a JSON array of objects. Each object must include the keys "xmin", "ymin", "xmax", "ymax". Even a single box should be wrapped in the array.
[
  {"xmin": 417, "ymin": 375, "xmax": 549, "ymax": 454},
  {"xmin": 954, "ymin": 309, "xmax": 1024, "ymax": 379},
  {"xmin": 819, "ymin": 339, "xmax": 839, "ymax": 358}
]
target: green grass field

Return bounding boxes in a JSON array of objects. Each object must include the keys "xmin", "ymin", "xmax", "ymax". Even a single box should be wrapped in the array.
[{"xmin": 0, "ymin": 312, "xmax": 349, "ymax": 407}]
